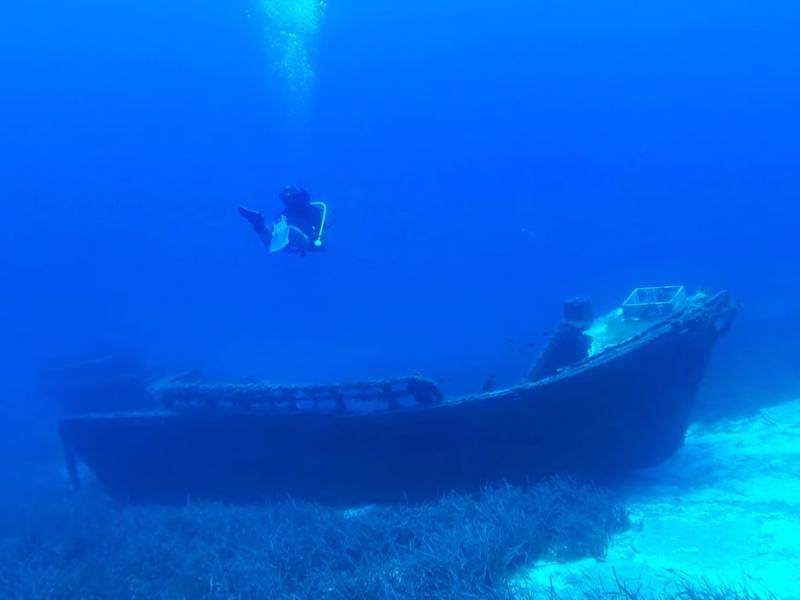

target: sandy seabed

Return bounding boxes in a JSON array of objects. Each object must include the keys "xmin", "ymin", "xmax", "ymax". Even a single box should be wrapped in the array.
[{"xmin": 523, "ymin": 398, "xmax": 800, "ymax": 598}]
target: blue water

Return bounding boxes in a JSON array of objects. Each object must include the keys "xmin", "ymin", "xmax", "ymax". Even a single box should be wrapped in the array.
[
  {"xmin": 2, "ymin": 0, "xmax": 798, "ymax": 402},
  {"xmin": 0, "ymin": 0, "xmax": 799, "ymax": 594}
]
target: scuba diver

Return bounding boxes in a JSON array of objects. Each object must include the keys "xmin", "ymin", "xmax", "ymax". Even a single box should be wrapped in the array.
[{"xmin": 238, "ymin": 186, "xmax": 329, "ymax": 257}]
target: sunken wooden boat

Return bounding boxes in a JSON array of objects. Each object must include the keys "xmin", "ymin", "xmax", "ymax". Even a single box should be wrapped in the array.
[{"xmin": 57, "ymin": 289, "xmax": 737, "ymax": 504}]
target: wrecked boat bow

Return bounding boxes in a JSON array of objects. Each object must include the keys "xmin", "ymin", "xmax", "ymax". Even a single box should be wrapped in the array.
[{"xmin": 57, "ymin": 290, "xmax": 738, "ymax": 504}]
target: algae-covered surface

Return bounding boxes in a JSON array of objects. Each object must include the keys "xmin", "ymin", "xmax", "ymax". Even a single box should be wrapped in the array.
[
  {"xmin": 523, "ymin": 398, "xmax": 800, "ymax": 598},
  {"xmin": 586, "ymin": 292, "xmax": 710, "ymax": 356},
  {"xmin": 585, "ymin": 308, "xmax": 650, "ymax": 356}
]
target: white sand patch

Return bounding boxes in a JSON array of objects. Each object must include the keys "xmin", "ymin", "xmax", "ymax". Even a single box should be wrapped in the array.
[{"xmin": 520, "ymin": 398, "xmax": 800, "ymax": 597}]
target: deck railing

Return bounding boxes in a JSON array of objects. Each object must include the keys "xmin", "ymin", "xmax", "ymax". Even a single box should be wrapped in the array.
[{"xmin": 158, "ymin": 375, "xmax": 445, "ymax": 415}]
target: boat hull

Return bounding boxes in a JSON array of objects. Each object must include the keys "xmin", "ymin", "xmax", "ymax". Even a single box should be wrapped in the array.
[{"xmin": 59, "ymin": 292, "xmax": 737, "ymax": 504}]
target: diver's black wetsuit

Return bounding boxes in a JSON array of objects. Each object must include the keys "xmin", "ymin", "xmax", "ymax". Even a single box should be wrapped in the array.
[
  {"xmin": 278, "ymin": 185, "xmax": 322, "ymax": 249},
  {"xmin": 280, "ymin": 200, "xmax": 324, "ymax": 245}
]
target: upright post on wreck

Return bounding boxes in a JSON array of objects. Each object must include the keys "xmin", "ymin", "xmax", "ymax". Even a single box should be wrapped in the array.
[{"xmin": 527, "ymin": 297, "xmax": 594, "ymax": 382}]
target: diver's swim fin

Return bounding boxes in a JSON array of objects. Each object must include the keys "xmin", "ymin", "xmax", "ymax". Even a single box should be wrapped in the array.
[
  {"xmin": 270, "ymin": 216, "xmax": 291, "ymax": 253},
  {"xmin": 238, "ymin": 206, "xmax": 266, "ymax": 233}
]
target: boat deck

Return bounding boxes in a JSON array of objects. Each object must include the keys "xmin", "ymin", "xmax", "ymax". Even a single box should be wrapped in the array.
[
  {"xmin": 586, "ymin": 309, "xmax": 653, "ymax": 355},
  {"xmin": 586, "ymin": 292, "xmax": 709, "ymax": 356}
]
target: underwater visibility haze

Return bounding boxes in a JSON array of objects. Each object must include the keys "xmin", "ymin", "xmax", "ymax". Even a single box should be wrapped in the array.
[{"xmin": 1, "ymin": 0, "xmax": 800, "ymax": 597}]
